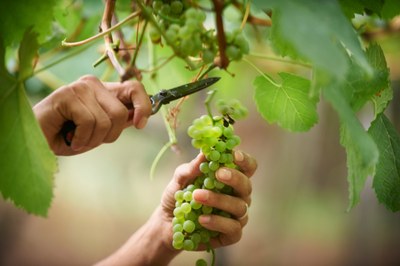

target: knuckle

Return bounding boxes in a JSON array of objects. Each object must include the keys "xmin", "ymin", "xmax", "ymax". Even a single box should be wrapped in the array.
[
  {"xmin": 125, "ymin": 79, "xmax": 144, "ymax": 91},
  {"xmin": 109, "ymin": 105, "xmax": 129, "ymax": 123},
  {"xmin": 247, "ymin": 180, "xmax": 253, "ymax": 195},
  {"xmin": 79, "ymin": 74, "xmax": 98, "ymax": 83},
  {"xmin": 97, "ymin": 117, "xmax": 112, "ymax": 131}
]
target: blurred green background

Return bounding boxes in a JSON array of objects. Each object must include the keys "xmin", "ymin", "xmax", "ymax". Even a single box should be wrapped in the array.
[{"xmin": 1, "ymin": 2, "xmax": 400, "ymax": 265}]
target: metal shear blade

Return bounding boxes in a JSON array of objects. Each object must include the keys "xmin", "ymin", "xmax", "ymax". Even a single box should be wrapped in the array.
[{"xmin": 150, "ymin": 76, "xmax": 220, "ymax": 114}]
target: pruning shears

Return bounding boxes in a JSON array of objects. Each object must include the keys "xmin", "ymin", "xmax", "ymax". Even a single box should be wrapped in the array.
[{"xmin": 61, "ymin": 77, "xmax": 221, "ymax": 146}]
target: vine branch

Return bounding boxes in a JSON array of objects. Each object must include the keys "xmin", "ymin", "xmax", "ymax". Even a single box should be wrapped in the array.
[
  {"xmin": 101, "ymin": 0, "xmax": 125, "ymax": 78},
  {"xmin": 212, "ymin": 0, "xmax": 229, "ymax": 69},
  {"xmin": 61, "ymin": 10, "xmax": 141, "ymax": 47}
]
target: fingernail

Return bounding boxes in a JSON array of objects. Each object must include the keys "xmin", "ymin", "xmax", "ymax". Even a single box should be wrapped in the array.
[
  {"xmin": 217, "ymin": 168, "xmax": 231, "ymax": 181},
  {"xmin": 137, "ymin": 117, "xmax": 148, "ymax": 129},
  {"xmin": 193, "ymin": 189, "xmax": 209, "ymax": 202},
  {"xmin": 234, "ymin": 150, "xmax": 244, "ymax": 162},
  {"xmin": 71, "ymin": 143, "xmax": 82, "ymax": 151},
  {"xmin": 199, "ymin": 215, "xmax": 211, "ymax": 224}
]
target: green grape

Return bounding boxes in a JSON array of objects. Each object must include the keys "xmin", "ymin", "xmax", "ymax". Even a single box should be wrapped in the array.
[
  {"xmin": 174, "ymin": 190, "xmax": 184, "ymax": 202},
  {"xmin": 173, "ymin": 231, "xmax": 184, "ymax": 243},
  {"xmin": 187, "ymin": 184, "xmax": 197, "ymax": 192},
  {"xmin": 199, "ymin": 162, "xmax": 210, "ymax": 173},
  {"xmin": 196, "ymin": 258, "xmax": 207, "ymax": 266},
  {"xmin": 191, "ymin": 199, "xmax": 202, "ymax": 210},
  {"xmin": 173, "ymin": 240, "xmax": 184, "ymax": 249},
  {"xmin": 204, "ymin": 177, "xmax": 215, "ymax": 189},
  {"xmin": 215, "ymin": 141, "xmax": 226, "ymax": 152},
  {"xmin": 202, "ymin": 205, "xmax": 213, "ymax": 214},
  {"xmin": 183, "ymin": 191, "xmax": 193, "ymax": 201},
  {"xmin": 226, "ymin": 45, "xmax": 242, "ymax": 61},
  {"xmin": 183, "ymin": 220, "xmax": 196, "ymax": 233},
  {"xmin": 165, "ymin": 28, "xmax": 178, "ymax": 43},
  {"xmin": 171, "ymin": 98, "xmax": 248, "ymax": 266},
  {"xmin": 209, "ymin": 161, "xmax": 219, "ymax": 171},
  {"xmin": 202, "ymin": 49, "xmax": 215, "ymax": 64},
  {"xmin": 149, "ymin": 27, "xmax": 161, "ymax": 44},
  {"xmin": 173, "ymin": 207, "xmax": 184, "ymax": 218},
  {"xmin": 152, "ymin": 0, "xmax": 163, "ymax": 13},
  {"xmin": 171, "ymin": 1, "xmax": 183, "ymax": 15},
  {"xmin": 180, "ymin": 38, "xmax": 195, "ymax": 57},
  {"xmin": 160, "ymin": 4, "xmax": 171, "ymax": 16},
  {"xmin": 209, "ymin": 150, "xmax": 221, "ymax": 161},
  {"xmin": 234, "ymin": 33, "xmax": 250, "ymax": 54},
  {"xmin": 173, "ymin": 224, "xmax": 183, "ymax": 233},
  {"xmin": 223, "ymin": 126, "xmax": 234, "ymax": 138},
  {"xmin": 191, "ymin": 233, "xmax": 201, "ymax": 245},
  {"xmin": 185, "ymin": 211, "xmax": 198, "ymax": 222},
  {"xmin": 183, "ymin": 239, "xmax": 195, "ymax": 251},
  {"xmin": 181, "ymin": 202, "xmax": 192, "ymax": 214},
  {"xmin": 199, "ymin": 230, "xmax": 210, "ymax": 243},
  {"xmin": 225, "ymin": 138, "xmax": 237, "ymax": 150},
  {"xmin": 214, "ymin": 180, "xmax": 225, "ymax": 190}
]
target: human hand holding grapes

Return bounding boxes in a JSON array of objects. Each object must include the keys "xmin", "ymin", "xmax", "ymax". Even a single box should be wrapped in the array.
[
  {"xmin": 95, "ymin": 150, "xmax": 256, "ymax": 266},
  {"xmin": 162, "ymin": 150, "xmax": 257, "ymax": 248}
]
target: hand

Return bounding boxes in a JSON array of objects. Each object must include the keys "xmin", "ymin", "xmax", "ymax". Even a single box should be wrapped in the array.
[
  {"xmin": 95, "ymin": 150, "xmax": 257, "ymax": 266},
  {"xmin": 161, "ymin": 150, "xmax": 257, "ymax": 249},
  {"xmin": 33, "ymin": 75, "xmax": 152, "ymax": 155}
]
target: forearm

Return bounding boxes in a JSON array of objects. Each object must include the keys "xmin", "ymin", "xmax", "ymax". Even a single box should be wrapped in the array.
[{"xmin": 95, "ymin": 206, "xmax": 181, "ymax": 266}]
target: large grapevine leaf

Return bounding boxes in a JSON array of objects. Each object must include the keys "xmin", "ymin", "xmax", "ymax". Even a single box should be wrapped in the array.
[
  {"xmin": 0, "ymin": 0, "xmax": 57, "ymax": 46},
  {"xmin": 368, "ymin": 114, "xmax": 400, "ymax": 212},
  {"xmin": 253, "ymin": 72, "xmax": 318, "ymax": 132},
  {"xmin": 0, "ymin": 31, "xmax": 57, "ymax": 216},
  {"xmin": 323, "ymin": 85, "xmax": 378, "ymax": 211},
  {"xmin": 253, "ymin": 0, "xmax": 372, "ymax": 83}
]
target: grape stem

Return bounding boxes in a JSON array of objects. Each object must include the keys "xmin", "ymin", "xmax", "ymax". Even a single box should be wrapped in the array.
[
  {"xmin": 212, "ymin": 0, "xmax": 230, "ymax": 69},
  {"xmin": 100, "ymin": 0, "xmax": 126, "ymax": 79},
  {"xmin": 150, "ymin": 141, "xmax": 174, "ymax": 180},
  {"xmin": 61, "ymin": 10, "xmax": 141, "ymax": 47},
  {"xmin": 246, "ymin": 53, "xmax": 312, "ymax": 68},
  {"xmin": 205, "ymin": 90, "xmax": 217, "ymax": 121},
  {"xmin": 232, "ymin": 0, "xmax": 272, "ymax": 27},
  {"xmin": 242, "ymin": 57, "xmax": 280, "ymax": 87}
]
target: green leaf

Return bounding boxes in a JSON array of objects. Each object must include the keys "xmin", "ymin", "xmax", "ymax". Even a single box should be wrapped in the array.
[
  {"xmin": 253, "ymin": 72, "xmax": 318, "ymax": 132},
  {"xmin": 339, "ymin": 0, "xmax": 400, "ymax": 19},
  {"xmin": 253, "ymin": 0, "xmax": 372, "ymax": 82},
  {"xmin": 367, "ymin": 44, "xmax": 393, "ymax": 117},
  {"xmin": 368, "ymin": 114, "xmax": 400, "ymax": 212},
  {"xmin": 18, "ymin": 29, "xmax": 40, "ymax": 81},
  {"xmin": 0, "ymin": 83, "xmax": 57, "ymax": 216},
  {"xmin": 0, "ymin": 0, "xmax": 57, "ymax": 46},
  {"xmin": 381, "ymin": 0, "xmax": 400, "ymax": 19},
  {"xmin": 0, "ymin": 32, "xmax": 57, "ymax": 216},
  {"xmin": 323, "ymin": 84, "xmax": 378, "ymax": 211},
  {"xmin": 342, "ymin": 44, "xmax": 390, "ymax": 111}
]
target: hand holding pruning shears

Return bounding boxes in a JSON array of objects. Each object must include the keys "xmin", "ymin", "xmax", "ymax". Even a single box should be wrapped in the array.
[{"xmin": 33, "ymin": 75, "xmax": 219, "ymax": 156}]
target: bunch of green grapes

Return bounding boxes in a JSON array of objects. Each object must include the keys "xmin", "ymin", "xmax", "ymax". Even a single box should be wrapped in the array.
[
  {"xmin": 172, "ymin": 99, "xmax": 248, "ymax": 265},
  {"xmin": 149, "ymin": 0, "xmax": 249, "ymax": 64}
]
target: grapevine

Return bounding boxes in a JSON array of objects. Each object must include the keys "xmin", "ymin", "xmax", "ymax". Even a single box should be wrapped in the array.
[{"xmin": 172, "ymin": 92, "xmax": 248, "ymax": 265}]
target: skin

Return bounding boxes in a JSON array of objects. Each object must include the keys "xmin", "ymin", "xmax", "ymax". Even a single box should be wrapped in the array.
[
  {"xmin": 32, "ymin": 76, "xmax": 258, "ymax": 265},
  {"xmin": 95, "ymin": 150, "xmax": 257, "ymax": 266},
  {"xmin": 33, "ymin": 75, "xmax": 152, "ymax": 155}
]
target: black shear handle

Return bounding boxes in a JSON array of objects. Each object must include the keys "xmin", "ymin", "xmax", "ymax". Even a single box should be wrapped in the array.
[{"xmin": 60, "ymin": 120, "xmax": 76, "ymax": 146}]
